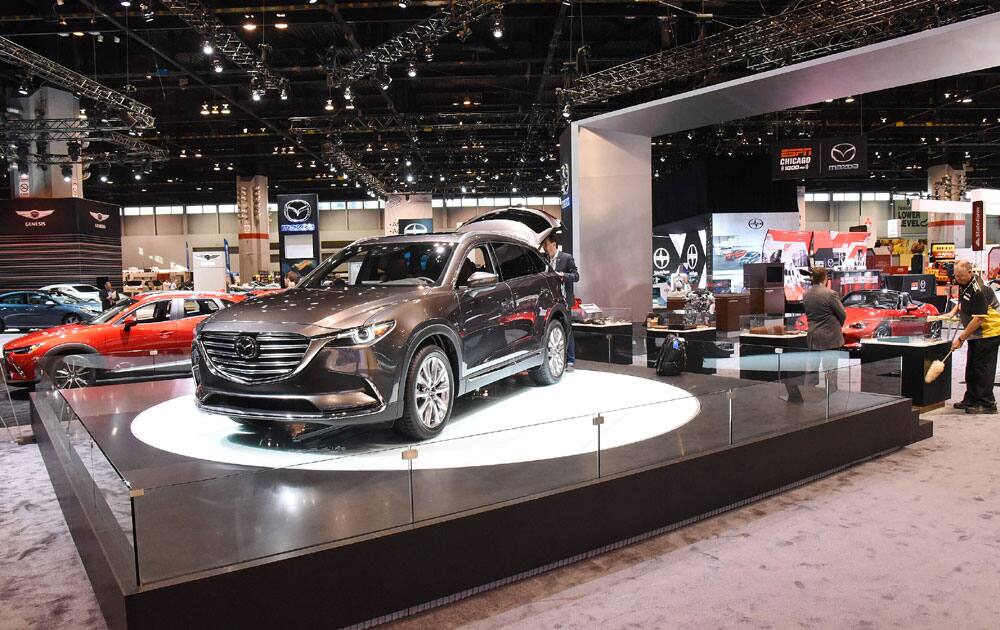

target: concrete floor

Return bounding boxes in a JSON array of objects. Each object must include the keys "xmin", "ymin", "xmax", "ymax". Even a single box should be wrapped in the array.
[{"xmin": 1, "ymin": 346, "xmax": 999, "ymax": 630}]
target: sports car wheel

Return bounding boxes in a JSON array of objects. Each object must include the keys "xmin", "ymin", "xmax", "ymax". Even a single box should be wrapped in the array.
[
  {"xmin": 873, "ymin": 323, "xmax": 892, "ymax": 339},
  {"xmin": 530, "ymin": 320, "xmax": 567, "ymax": 386},
  {"xmin": 930, "ymin": 321, "xmax": 943, "ymax": 339},
  {"xmin": 395, "ymin": 345, "xmax": 454, "ymax": 440},
  {"xmin": 62, "ymin": 313, "xmax": 82, "ymax": 325},
  {"xmin": 51, "ymin": 356, "xmax": 96, "ymax": 389}
]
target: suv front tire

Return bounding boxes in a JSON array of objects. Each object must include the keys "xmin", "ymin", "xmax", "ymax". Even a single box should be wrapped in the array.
[{"xmin": 395, "ymin": 345, "xmax": 455, "ymax": 440}]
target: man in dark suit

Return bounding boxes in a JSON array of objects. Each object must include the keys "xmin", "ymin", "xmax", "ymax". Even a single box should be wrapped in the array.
[
  {"xmin": 542, "ymin": 235, "xmax": 579, "ymax": 371},
  {"xmin": 803, "ymin": 267, "xmax": 847, "ymax": 393}
]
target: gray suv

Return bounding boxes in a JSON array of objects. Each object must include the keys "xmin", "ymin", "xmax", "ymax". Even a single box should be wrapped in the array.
[{"xmin": 193, "ymin": 208, "xmax": 571, "ymax": 441}]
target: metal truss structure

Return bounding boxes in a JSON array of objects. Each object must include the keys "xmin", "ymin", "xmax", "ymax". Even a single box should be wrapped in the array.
[
  {"xmin": 289, "ymin": 110, "xmax": 551, "ymax": 136},
  {"xmin": 321, "ymin": 142, "xmax": 387, "ymax": 196},
  {"xmin": 0, "ymin": 36, "xmax": 155, "ymax": 129},
  {"xmin": 158, "ymin": 0, "xmax": 289, "ymax": 92},
  {"xmin": 563, "ymin": 0, "xmax": 996, "ymax": 107},
  {"xmin": 328, "ymin": 0, "xmax": 504, "ymax": 88},
  {"xmin": 0, "ymin": 118, "xmax": 168, "ymax": 164}
]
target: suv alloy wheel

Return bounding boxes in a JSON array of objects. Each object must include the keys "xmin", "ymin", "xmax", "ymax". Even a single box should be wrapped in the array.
[
  {"xmin": 530, "ymin": 320, "xmax": 567, "ymax": 385},
  {"xmin": 395, "ymin": 345, "xmax": 455, "ymax": 440}
]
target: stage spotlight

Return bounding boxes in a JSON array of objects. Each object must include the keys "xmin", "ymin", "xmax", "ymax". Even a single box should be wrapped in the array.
[
  {"xmin": 280, "ymin": 87, "xmax": 289, "ymax": 101},
  {"xmin": 407, "ymin": 61, "xmax": 417, "ymax": 78},
  {"xmin": 213, "ymin": 59, "xmax": 223, "ymax": 73},
  {"xmin": 493, "ymin": 16, "xmax": 503, "ymax": 39},
  {"xmin": 325, "ymin": 99, "xmax": 335, "ymax": 111},
  {"xmin": 251, "ymin": 89, "xmax": 264, "ymax": 101},
  {"xmin": 61, "ymin": 165, "xmax": 73, "ymax": 182},
  {"xmin": 376, "ymin": 66, "xmax": 392, "ymax": 90},
  {"xmin": 98, "ymin": 163, "xmax": 110, "ymax": 182},
  {"xmin": 133, "ymin": 169, "xmax": 142, "ymax": 181},
  {"xmin": 17, "ymin": 77, "xmax": 30, "ymax": 96},
  {"xmin": 562, "ymin": 103, "xmax": 572, "ymax": 119},
  {"xmin": 67, "ymin": 142, "xmax": 81, "ymax": 161}
]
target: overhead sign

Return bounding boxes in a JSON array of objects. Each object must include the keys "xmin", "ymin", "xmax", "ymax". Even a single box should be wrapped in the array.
[
  {"xmin": 276, "ymin": 193, "xmax": 320, "ymax": 282},
  {"xmin": 772, "ymin": 137, "xmax": 868, "ymax": 180},
  {"xmin": 973, "ymin": 200, "xmax": 984, "ymax": 251},
  {"xmin": 0, "ymin": 198, "xmax": 120, "ymax": 237}
]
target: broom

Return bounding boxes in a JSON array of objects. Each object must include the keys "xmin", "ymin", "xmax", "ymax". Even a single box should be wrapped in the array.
[{"xmin": 925, "ymin": 325, "xmax": 961, "ymax": 384}]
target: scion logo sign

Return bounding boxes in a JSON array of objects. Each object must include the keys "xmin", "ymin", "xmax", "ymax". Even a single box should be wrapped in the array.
[
  {"xmin": 653, "ymin": 247, "xmax": 671, "ymax": 270},
  {"xmin": 748, "ymin": 218, "xmax": 764, "ymax": 230},
  {"xmin": 402, "ymin": 222, "xmax": 428, "ymax": 235},
  {"xmin": 686, "ymin": 244, "xmax": 699, "ymax": 269},
  {"xmin": 283, "ymin": 199, "xmax": 313, "ymax": 223}
]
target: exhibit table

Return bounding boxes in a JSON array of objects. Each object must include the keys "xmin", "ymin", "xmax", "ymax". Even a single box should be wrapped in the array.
[
  {"xmin": 859, "ymin": 337, "xmax": 951, "ymax": 408},
  {"xmin": 645, "ymin": 326, "xmax": 717, "ymax": 373},
  {"xmin": 738, "ymin": 332, "xmax": 808, "ymax": 381},
  {"xmin": 572, "ymin": 321, "xmax": 633, "ymax": 364}
]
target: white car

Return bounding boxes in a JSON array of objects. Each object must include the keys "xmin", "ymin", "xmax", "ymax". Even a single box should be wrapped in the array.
[{"xmin": 40, "ymin": 283, "xmax": 102, "ymax": 305}]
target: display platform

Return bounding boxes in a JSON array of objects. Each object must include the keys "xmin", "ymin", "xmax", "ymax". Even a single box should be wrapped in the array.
[
  {"xmin": 860, "ymin": 337, "xmax": 951, "ymax": 408},
  {"xmin": 34, "ymin": 361, "xmax": 927, "ymax": 630}
]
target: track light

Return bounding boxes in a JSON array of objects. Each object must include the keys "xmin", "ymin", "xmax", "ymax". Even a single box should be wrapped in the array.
[
  {"xmin": 200, "ymin": 102, "xmax": 210, "ymax": 115},
  {"xmin": 213, "ymin": 59, "xmax": 223, "ymax": 73},
  {"xmin": 98, "ymin": 163, "xmax": 110, "ymax": 183},
  {"xmin": 221, "ymin": 103, "xmax": 230, "ymax": 115},
  {"xmin": 280, "ymin": 87, "xmax": 289, "ymax": 101},
  {"xmin": 345, "ymin": 101, "xmax": 355, "ymax": 110},
  {"xmin": 202, "ymin": 41, "xmax": 213, "ymax": 55},
  {"xmin": 140, "ymin": 2, "xmax": 154, "ymax": 22},
  {"xmin": 213, "ymin": 163, "xmax": 221, "ymax": 171},
  {"xmin": 61, "ymin": 165, "xmax": 73, "ymax": 182},
  {"xmin": 17, "ymin": 77, "xmax": 30, "ymax": 96},
  {"xmin": 398, "ymin": 0, "xmax": 407, "ymax": 7},
  {"xmin": 562, "ymin": 103, "xmax": 572, "ymax": 119},
  {"xmin": 251, "ymin": 89, "xmax": 263, "ymax": 101},
  {"xmin": 119, "ymin": 1, "xmax": 131, "ymax": 6},
  {"xmin": 423, "ymin": 46, "xmax": 434, "ymax": 62},
  {"xmin": 493, "ymin": 16, "xmax": 503, "ymax": 39},
  {"xmin": 67, "ymin": 142, "xmax": 81, "ymax": 162},
  {"xmin": 344, "ymin": 85, "xmax": 353, "ymax": 101},
  {"xmin": 132, "ymin": 168, "xmax": 142, "ymax": 181},
  {"xmin": 325, "ymin": 99, "xmax": 335, "ymax": 111},
  {"xmin": 376, "ymin": 65, "xmax": 392, "ymax": 90},
  {"xmin": 407, "ymin": 61, "xmax": 417, "ymax": 78}
]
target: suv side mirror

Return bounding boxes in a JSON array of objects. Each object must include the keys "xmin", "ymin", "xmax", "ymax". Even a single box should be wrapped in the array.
[
  {"xmin": 122, "ymin": 315, "xmax": 137, "ymax": 330},
  {"xmin": 466, "ymin": 271, "xmax": 498, "ymax": 288},
  {"xmin": 44, "ymin": 300, "xmax": 57, "ymax": 306}
]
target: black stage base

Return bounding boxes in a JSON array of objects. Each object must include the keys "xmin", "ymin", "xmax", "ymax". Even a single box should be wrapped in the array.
[{"xmin": 34, "ymin": 372, "xmax": 926, "ymax": 630}]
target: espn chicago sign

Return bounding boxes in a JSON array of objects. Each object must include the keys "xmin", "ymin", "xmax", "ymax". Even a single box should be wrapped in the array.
[{"xmin": 777, "ymin": 146, "xmax": 814, "ymax": 173}]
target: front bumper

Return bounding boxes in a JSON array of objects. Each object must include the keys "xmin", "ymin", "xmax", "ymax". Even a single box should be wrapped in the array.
[
  {"xmin": 1, "ymin": 351, "xmax": 38, "ymax": 384},
  {"xmin": 193, "ymin": 342, "xmax": 402, "ymax": 426}
]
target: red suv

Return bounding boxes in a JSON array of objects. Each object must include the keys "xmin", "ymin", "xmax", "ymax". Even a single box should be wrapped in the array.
[{"xmin": 2, "ymin": 291, "xmax": 243, "ymax": 388}]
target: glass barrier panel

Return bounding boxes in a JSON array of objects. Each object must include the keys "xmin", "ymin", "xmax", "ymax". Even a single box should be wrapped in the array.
[
  {"xmin": 730, "ymin": 369, "xmax": 829, "ymax": 443},
  {"xmin": 32, "ymin": 349, "xmax": 184, "ymax": 392},
  {"xmin": 733, "ymin": 342, "xmax": 783, "ymax": 383},
  {"xmin": 410, "ymin": 413, "xmax": 598, "ymax": 522},
  {"xmin": 598, "ymin": 389, "xmax": 731, "ymax": 477},
  {"xmin": 131, "ymin": 442, "xmax": 413, "ymax": 585},
  {"xmin": 827, "ymin": 357, "xmax": 904, "ymax": 418}
]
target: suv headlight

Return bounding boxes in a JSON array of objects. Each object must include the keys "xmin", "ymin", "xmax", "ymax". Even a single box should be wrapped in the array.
[
  {"xmin": 8, "ymin": 343, "xmax": 44, "ymax": 355},
  {"xmin": 327, "ymin": 321, "xmax": 395, "ymax": 347}
]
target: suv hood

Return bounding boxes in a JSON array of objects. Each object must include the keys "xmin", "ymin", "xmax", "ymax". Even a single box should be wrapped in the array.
[
  {"xmin": 2, "ymin": 323, "xmax": 92, "ymax": 351},
  {"xmin": 201, "ymin": 285, "xmax": 432, "ymax": 335}
]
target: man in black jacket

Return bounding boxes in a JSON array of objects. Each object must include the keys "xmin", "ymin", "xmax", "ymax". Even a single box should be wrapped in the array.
[{"xmin": 542, "ymin": 235, "xmax": 580, "ymax": 371}]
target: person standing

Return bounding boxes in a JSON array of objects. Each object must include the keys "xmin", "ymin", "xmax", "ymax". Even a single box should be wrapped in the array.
[
  {"xmin": 802, "ymin": 267, "xmax": 847, "ymax": 396},
  {"xmin": 944, "ymin": 260, "xmax": 1000, "ymax": 414},
  {"xmin": 542, "ymin": 235, "xmax": 579, "ymax": 372},
  {"xmin": 99, "ymin": 281, "xmax": 118, "ymax": 311}
]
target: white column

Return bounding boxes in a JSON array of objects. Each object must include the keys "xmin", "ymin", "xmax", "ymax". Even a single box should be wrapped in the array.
[
  {"xmin": 236, "ymin": 175, "xmax": 270, "ymax": 279},
  {"xmin": 571, "ymin": 125, "xmax": 652, "ymax": 321}
]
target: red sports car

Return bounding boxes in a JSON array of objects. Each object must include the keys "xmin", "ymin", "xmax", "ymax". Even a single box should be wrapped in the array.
[
  {"xmin": 2, "ymin": 291, "xmax": 243, "ymax": 388},
  {"xmin": 796, "ymin": 290, "xmax": 940, "ymax": 349}
]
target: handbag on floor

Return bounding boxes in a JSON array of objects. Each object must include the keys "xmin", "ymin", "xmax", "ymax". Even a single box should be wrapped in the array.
[{"xmin": 654, "ymin": 334, "xmax": 686, "ymax": 376}]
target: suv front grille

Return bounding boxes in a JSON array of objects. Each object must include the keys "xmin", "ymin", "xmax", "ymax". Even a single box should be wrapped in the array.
[{"xmin": 200, "ymin": 331, "xmax": 310, "ymax": 382}]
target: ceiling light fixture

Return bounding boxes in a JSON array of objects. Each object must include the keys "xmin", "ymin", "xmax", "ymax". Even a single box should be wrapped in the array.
[
  {"xmin": 61, "ymin": 165, "xmax": 73, "ymax": 182},
  {"xmin": 251, "ymin": 89, "xmax": 263, "ymax": 101},
  {"xmin": 407, "ymin": 61, "xmax": 417, "ymax": 78},
  {"xmin": 280, "ymin": 87, "xmax": 289, "ymax": 101},
  {"xmin": 202, "ymin": 41, "xmax": 213, "ymax": 55},
  {"xmin": 492, "ymin": 16, "xmax": 503, "ymax": 39},
  {"xmin": 200, "ymin": 103, "xmax": 210, "ymax": 115},
  {"xmin": 213, "ymin": 59, "xmax": 223, "ymax": 73},
  {"xmin": 275, "ymin": 22, "xmax": 288, "ymax": 30},
  {"xmin": 398, "ymin": 0, "xmax": 408, "ymax": 7},
  {"xmin": 844, "ymin": 96, "xmax": 855, "ymax": 103},
  {"xmin": 325, "ymin": 99, "xmax": 335, "ymax": 111}
]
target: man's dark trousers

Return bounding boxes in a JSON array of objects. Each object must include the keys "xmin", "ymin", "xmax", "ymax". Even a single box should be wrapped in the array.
[{"xmin": 965, "ymin": 335, "xmax": 1000, "ymax": 408}]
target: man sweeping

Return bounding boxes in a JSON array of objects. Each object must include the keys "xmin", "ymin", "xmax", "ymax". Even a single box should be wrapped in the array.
[{"xmin": 944, "ymin": 260, "xmax": 1000, "ymax": 414}]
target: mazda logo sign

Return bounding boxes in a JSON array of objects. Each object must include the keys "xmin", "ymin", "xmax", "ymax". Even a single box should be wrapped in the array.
[
  {"xmin": 234, "ymin": 335, "xmax": 259, "ymax": 360},
  {"xmin": 653, "ymin": 247, "xmax": 670, "ymax": 270},
  {"xmin": 403, "ymin": 222, "xmax": 428, "ymax": 235},
  {"xmin": 747, "ymin": 218, "xmax": 764, "ymax": 230},
  {"xmin": 283, "ymin": 199, "xmax": 312, "ymax": 223},
  {"xmin": 686, "ymin": 244, "xmax": 699, "ymax": 269},
  {"xmin": 830, "ymin": 143, "xmax": 857, "ymax": 163}
]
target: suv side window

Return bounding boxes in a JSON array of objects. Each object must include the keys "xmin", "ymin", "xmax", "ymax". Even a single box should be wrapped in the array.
[
  {"xmin": 523, "ymin": 248, "xmax": 548, "ymax": 274},
  {"xmin": 183, "ymin": 299, "xmax": 221, "ymax": 317},
  {"xmin": 131, "ymin": 300, "xmax": 172, "ymax": 324},
  {"xmin": 457, "ymin": 244, "xmax": 496, "ymax": 286},
  {"xmin": 492, "ymin": 243, "xmax": 536, "ymax": 281}
]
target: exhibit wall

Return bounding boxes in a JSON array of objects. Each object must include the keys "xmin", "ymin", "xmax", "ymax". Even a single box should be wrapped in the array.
[
  {"xmin": 711, "ymin": 211, "xmax": 799, "ymax": 291},
  {"xmin": 0, "ymin": 198, "xmax": 122, "ymax": 289}
]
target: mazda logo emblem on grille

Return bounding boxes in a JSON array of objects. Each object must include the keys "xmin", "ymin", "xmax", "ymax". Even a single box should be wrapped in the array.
[
  {"xmin": 830, "ymin": 143, "xmax": 857, "ymax": 163},
  {"xmin": 234, "ymin": 335, "xmax": 259, "ymax": 359}
]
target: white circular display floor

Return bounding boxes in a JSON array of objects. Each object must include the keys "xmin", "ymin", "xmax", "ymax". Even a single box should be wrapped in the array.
[{"xmin": 131, "ymin": 369, "xmax": 699, "ymax": 471}]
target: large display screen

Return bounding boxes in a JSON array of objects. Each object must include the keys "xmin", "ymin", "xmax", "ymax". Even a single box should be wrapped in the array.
[{"xmin": 762, "ymin": 229, "xmax": 812, "ymax": 302}]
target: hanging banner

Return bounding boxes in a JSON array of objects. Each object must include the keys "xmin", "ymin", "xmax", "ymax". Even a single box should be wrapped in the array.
[
  {"xmin": 772, "ymin": 137, "xmax": 868, "ymax": 180},
  {"xmin": 972, "ymin": 200, "xmax": 984, "ymax": 251}
]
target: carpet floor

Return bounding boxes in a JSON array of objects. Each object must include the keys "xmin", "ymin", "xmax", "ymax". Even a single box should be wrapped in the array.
[{"xmin": 1, "ymin": 346, "xmax": 998, "ymax": 630}]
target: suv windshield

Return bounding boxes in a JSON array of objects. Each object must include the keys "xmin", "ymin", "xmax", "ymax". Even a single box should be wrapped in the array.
[
  {"xmin": 843, "ymin": 292, "xmax": 899, "ymax": 309},
  {"xmin": 301, "ymin": 241, "xmax": 456, "ymax": 288},
  {"xmin": 90, "ymin": 298, "xmax": 137, "ymax": 324}
]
